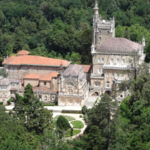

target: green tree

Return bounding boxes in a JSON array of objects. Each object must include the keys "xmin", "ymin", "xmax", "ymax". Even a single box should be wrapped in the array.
[{"xmin": 14, "ymin": 84, "xmax": 53, "ymax": 134}]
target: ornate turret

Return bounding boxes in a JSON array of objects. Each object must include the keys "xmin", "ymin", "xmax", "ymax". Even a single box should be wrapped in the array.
[{"xmin": 94, "ymin": 0, "xmax": 99, "ymax": 20}]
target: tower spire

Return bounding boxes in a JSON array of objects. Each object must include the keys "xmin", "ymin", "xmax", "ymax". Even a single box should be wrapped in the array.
[{"xmin": 94, "ymin": 0, "xmax": 99, "ymax": 18}]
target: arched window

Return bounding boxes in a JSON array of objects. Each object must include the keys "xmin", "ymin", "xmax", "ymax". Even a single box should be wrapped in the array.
[
  {"xmin": 68, "ymin": 82, "xmax": 73, "ymax": 86},
  {"xmin": 117, "ymin": 58, "xmax": 120, "ymax": 65},
  {"xmin": 111, "ymin": 58, "xmax": 114, "ymax": 65}
]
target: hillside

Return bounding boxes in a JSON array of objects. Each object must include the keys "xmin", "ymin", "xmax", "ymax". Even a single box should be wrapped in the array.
[{"xmin": 0, "ymin": 0, "xmax": 150, "ymax": 64}]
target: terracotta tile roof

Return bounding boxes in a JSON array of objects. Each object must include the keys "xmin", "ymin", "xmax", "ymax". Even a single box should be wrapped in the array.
[
  {"xmin": 3, "ymin": 55, "xmax": 16, "ymax": 64},
  {"xmin": 17, "ymin": 50, "xmax": 30, "ymax": 55},
  {"xmin": 33, "ymin": 86, "xmax": 57, "ymax": 93},
  {"xmin": 24, "ymin": 74, "xmax": 42, "ymax": 80},
  {"xmin": 3, "ymin": 55, "xmax": 71, "ymax": 67},
  {"xmin": 97, "ymin": 37, "xmax": 141, "ymax": 52},
  {"xmin": 80, "ymin": 65, "xmax": 92, "ymax": 73},
  {"xmin": 40, "ymin": 72, "xmax": 58, "ymax": 81},
  {"xmin": 23, "ymin": 72, "xmax": 58, "ymax": 81},
  {"xmin": 19, "ymin": 86, "xmax": 57, "ymax": 94}
]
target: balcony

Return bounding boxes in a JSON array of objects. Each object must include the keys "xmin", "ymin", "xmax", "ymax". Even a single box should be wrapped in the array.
[
  {"xmin": 91, "ymin": 73, "xmax": 104, "ymax": 79},
  {"xmin": 103, "ymin": 64, "xmax": 129, "ymax": 70},
  {"xmin": 58, "ymin": 94, "xmax": 84, "ymax": 98}
]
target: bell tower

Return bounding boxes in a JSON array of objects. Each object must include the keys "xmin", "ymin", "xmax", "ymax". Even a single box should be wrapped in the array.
[{"xmin": 91, "ymin": 1, "xmax": 115, "ymax": 55}]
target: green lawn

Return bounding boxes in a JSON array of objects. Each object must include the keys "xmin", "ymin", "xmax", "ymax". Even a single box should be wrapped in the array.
[
  {"xmin": 71, "ymin": 120, "xmax": 84, "ymax": 129},
  {"xmin": 65, "ymin": 129, "xmax": 81, "ymax": 137},
  {"xmin": 54, "ymin": 115, "xmax": 75, "ymax": 121}
]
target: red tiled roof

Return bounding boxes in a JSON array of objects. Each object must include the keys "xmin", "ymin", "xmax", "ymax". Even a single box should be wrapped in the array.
[
  {"xmin": 3, "ymin": 55, "xmax": 16, "ymax": 64},
  {"xmin": 3, "ymin": 55, "xmax": 71, "ymax": 67},
  {"xmin": 17, "ymin": 50, "xmax": 30, "ymax": 55},
  {"xmin": 23, "ymin": 72, "xmax": 58, "ymax": 81},
  {"xmin": 80, "ymin": 65, "xmax": 92, "ymax": 73},
  {"xmin": 40, "ymin": 72, "xmax": 58, "ymax": 81},
  {"xmin": 98, "ymin": 37, "xmax": 141, "ymax": 52},
  {"xmin": 19, "ymin": 86, "xmax": 57, "ymax": 93},
  {"xmin": 33, "ymin": 86, "xmax": 57, "ymax": 93}
]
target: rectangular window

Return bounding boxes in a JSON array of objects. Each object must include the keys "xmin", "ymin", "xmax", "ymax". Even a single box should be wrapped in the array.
[
  {"xmin": 37, "ymin": 68, "xmax": 38, "ymax": 71},
  {"xmin": 107, "ymin": 73, "xmax": 109, "ymax": 77},
  {"xmin": 49, "ymin": 69, "xmax": 51, "ymax": 72},
  {"xmin": 106, "ymin": 82, "xmax": 110, "ymax": 88},
  {"xmin": 10, "ymin": 67, "xmax": 13, "ymax": 72},
  {"xmin": 112, "ymin": 73, "xmax": 114, "ymax": 77},
  {"xmin": 43, "ymin": 68, "xmax": 45, "ymax": 72},
  {"xmin": 21, "ymin": 73, "xmax": 23, "ymax": 77},
  {"xmin": 15, "ymin": 73, "xmax": 17, "ymax": 78},
  {"xmin": 14, "ymin": 68, "xmax": 17, "ymax": 72},
  {"xmin": 98, "ymin": 58, "xmax": 100, "ymax": 63},
  {"xmin": 102, "ymin": 58, "xmax": 104, "ymax": 63},
  {"xmin": 11, "ymin": 74, "xmax": 13, "ymax": 78},
  {"xmin": 122, "ymin": 59, "xmax": 125, "ymax": 65},
  {"xmin": 98, "ymin": 68, "xmax": 101, "ymax": 74},
  {"xmin": 44, "ymin": 82, "xmax": 46, "ymax": 85}
]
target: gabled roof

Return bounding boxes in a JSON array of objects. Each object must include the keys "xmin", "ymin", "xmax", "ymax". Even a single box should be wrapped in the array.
[
  {"xmin": 63, "ymin": 64, "xmax": 83, "ymax": 76},
  {"xmin": 63, "ymin": 64, "xmax": 85, "ymax": 79},
  {"xmin": 97, "ymin": 37, "xmax": 141, "ymax": 52},
  {"xmin": 17, "ymin": 50, "xmax": 30, "ymax": 55},
  {"xmin": 3, "ymin": 55, "xmax": 71, "ymax": 67},
  {"xmin": 23, "ymin": 72, "xmax": 58, "ymax": 81}
]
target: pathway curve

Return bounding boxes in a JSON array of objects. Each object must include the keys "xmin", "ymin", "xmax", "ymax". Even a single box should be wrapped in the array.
[{"xmin": 53, "ymin": 113, "xmax": 87, "ymax": 139}]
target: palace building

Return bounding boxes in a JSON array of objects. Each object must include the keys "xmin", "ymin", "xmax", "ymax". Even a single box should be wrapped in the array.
[
  {"xmin": 90, "ymin": 1, "xmax": 145, "ymax": 101},
  {"xmin": 0, "ymin": 1, "xmax": 146, "ymax": 105}
]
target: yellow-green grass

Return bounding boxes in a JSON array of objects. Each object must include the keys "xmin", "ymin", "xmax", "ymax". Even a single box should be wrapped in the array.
[
  {"xmin": 71, "ymin": 120, "xmax": 84, "ymax": 129},
  {"xmin": 65, "ymin": 130, "xmax": 81, "ymax": 137}
]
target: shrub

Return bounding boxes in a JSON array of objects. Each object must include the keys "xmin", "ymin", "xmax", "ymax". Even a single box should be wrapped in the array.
[
  {"xmin": 79, "ymin": 115, "xmax": 82, "ymax": 118},
  {"xmin": 56, "ymin": 115, "xmax": 71, "ymax": 131},
  {"xmin": 7, "ymin": 98, "xmax": 12, "ymax": 105},
  {"xmin": 0, "ymin": 102, "xmax": 3, "ymax": 105},
  {"xmin": 42, "ymin": 103, "xmax": 55, "ymax": 106}
]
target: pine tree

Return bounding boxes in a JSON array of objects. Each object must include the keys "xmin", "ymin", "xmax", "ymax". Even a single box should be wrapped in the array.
[{"xmin": 14, "ymin": 84, "xmax": 53, "ymax": 134}]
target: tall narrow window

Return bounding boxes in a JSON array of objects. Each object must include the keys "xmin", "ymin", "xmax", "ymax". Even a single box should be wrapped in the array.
[
  {"xmin": 111, "ymin": 58, "xmax": 114, "ymax": 65},
  {"xmin": 122, "ymin": 59, "xmax": 125, "ymax": 65},
  {"xmin": 98, "ymin": 68, "xmax": 101, "ymax": 74},
  {"xmin": 37, "ymin": 68, "xmax": 38, "ymax": 72},
  {"xmin": 106, "ymin": 81, "xmax": 110, "ymax": 88},
  {"xmin": 112, "ymin": 73, "xmax": 114, "ymax": 77},
  {"xmin": 98, "ymin": 58, "xmax": 101, "ymax": 63},
  {"xmin": 102, "ymin": 58, "xmax": 104, "ymax": 63},
  {"xmin": 102, "ymin": 69, "xmax": 104, "ymax": 74},
  {"xmin": 43, "ymin": 68, "xmax": 45, "ymax": 72},
  {"xmin": 15, "ymin": 73, "xmax": 17, "ymax": 78},
  {"xmin": 49, "ymin": 69, "xmax": 51, "ymax": 72},
  {"xmin": 117, "ymin": 58, "xmax": 120, "ymax": 65}
]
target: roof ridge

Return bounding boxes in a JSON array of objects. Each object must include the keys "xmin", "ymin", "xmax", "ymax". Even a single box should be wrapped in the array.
[{"xmin": 125, "ymin": 38, "xmax": 140, "ymax": 50}]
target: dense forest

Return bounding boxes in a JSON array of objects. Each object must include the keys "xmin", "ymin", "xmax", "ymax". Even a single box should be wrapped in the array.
[
  {"xmin": 0, "ymin": 0, "xmax": 150, "ymax": 64},
  {"xmin": 1, "ymin": 63, "xmax": 150, "ymax": 149}
]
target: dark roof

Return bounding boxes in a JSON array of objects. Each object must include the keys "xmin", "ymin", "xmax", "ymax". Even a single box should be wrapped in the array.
[
  {"xmin": 97, "ymin": 37, "xmax": 141, "ymax": 52},
  {"xmin": 63, "ymin": 64, "xmax": 85, "ymax": 78}
]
